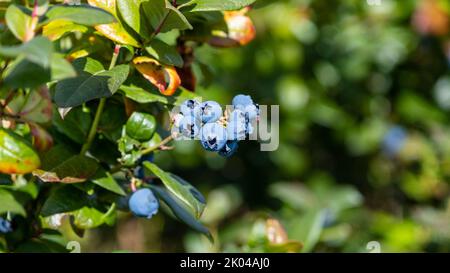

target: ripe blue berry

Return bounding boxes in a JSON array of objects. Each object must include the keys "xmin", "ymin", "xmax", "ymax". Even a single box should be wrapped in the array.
[
  {"xmin": 134, "ymin": 166, "xmax": 144, "ymax": 179},
  {"xmin": 227, "ymin": 110, "xmax": 247, "ymax": 140},
  {"xmin": 200, "ymin": 101, "xmax": 222, "ymax": 123},
  {"xmin": 172, "ymin": 113, "xmax": 184, "ymax": 128},
  {"xmin": 382, "ymin": 126, "xmax": 407, "ymax": 156},
  {"xmin": 227, "ymin": 110, "xmax": 253, "ymax": 140},
  {"xmin": 0, "ymin": 217, "xmax": 12, "ymax": 233},
  {"xmin": 200, "ymin": 123, "xmax": 227, "ymax": 151},
  {"xmin": 179, "ymin": 115, "xmax": 200, "ymax": 139},
  {"xmin": 128, "ymin": 188, "xmax": 159, "ymax": 219},
  {"xmin": 218, "ymin": 140, "xmax": 239, "ymax": 157},
  {"xmin": 232, "ymin": 94, "xmax": 259, "ymax": 121},
  {"xmin": 180, "ymin": 99, "xmax": 201, "ymax": 119},
  {"xmin": 232, "ymin": 94, "xmax": 253, "ymax": 109},
  {"xmin": 138, "ymin": 153, "xmax": 154, "ymax": 164},
  {"xmin": 134, "ymin": 153, "xmax": 154, "ymax": 179},
  {"xmin": 243, "ymin": 103, "xmax": 260, "ymax": 120}
]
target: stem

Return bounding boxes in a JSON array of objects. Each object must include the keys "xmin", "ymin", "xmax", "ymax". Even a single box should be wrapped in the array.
[
  {"xmin": 141, "ymin": 135, "xmax": 174, "ymax": 155},
  {"xmin": 80, "ymin": 45, "xmax": 121, "ymax": 155},
  {"xmin": 109, "ymin": 134, "xmax": 175, "ymax": 174},
  {"xmin": 24, "ymin": 0, "xmax": 38, "ymax": 42},
  {"xmin": 80, "ymin": 98, "xmax": 106, "ymax": 155},
  {"xmin": 109, "ymin": 45, "xmax": 121, "ymax": 70},
  {"xmin": 148, "ymin": 12, "xmax": 170, "ymax": 42}
]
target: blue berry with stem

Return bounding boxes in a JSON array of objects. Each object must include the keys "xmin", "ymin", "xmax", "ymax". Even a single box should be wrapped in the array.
[
  {"xmin": 0, "ymin": 217, "xmax": 12, "ymax": 233},
  {"xmin": 218, "ymin": 140, "xmax": 239, "ymax": 157},
  {"xmin": 129, "ymin": 188, "xmax": 159, "ymax": 219},
  {"xmin": 200, "ymin": 123, "xmax": 227, "ymax": 151},
  {"xmin": 200, "ymin": 101, "xmax": 222, "ymax": 123}
]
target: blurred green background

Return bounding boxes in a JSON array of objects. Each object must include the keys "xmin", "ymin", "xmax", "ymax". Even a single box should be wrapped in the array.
[{"xmin": 63, "ymin": 0, "xmax": 450, "ymax": 253}]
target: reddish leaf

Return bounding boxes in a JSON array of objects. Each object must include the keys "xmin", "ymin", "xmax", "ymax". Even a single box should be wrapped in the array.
[
  {"xmin": 29, "ymin": 122, "xmax": 53, "ymax": 152},
  {"xmin": 0, "ymin": 128, "xmax": 40, "ymax": 174},
  {"xmin": 133, "ymin": 56, "xmax": 181, "ymax": 96}
]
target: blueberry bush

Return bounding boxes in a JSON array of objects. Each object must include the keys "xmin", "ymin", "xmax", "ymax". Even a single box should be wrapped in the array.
[
  {"xmin": 2, "ymin": 0, "xmax": 450, "ymax": 253},
  {"xmin": 0, "ymin": 0, "xmax": 263, "ymax": 252}
]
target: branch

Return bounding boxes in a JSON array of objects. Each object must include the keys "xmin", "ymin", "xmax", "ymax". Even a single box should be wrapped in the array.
[{"xmin": 80, "ymin": 45, "xmax": 121, "ymax": 155}]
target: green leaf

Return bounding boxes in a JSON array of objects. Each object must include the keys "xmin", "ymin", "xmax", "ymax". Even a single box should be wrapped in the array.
[
  {"xmin": 91, "ymin": 170, "xmax": 126, "ymax": 196},
  {"xmin": 54, "ymin": 64, "xmax": 130, "ymax": 108},
  {"xmin": 72, "ymin": 203, "xmax": 116, "ymax": 229},
  {"xmin": 0, "ymin": 189, "xmax": 26, "ymax": 216},
  {"xmin": 144, "ymin": 162, "xmax": 206, "ymax": 218},
  {"xmin": 73, "ymin": 56, "xmax": 105, "ymax": 73},
  {"xmin": 51, "ymin": 53, "xmax": 77, "ymax": 81},
  {"xmin": 116, "ymin": 0, "xmax": 151, "ymax": 39},
  {"xmin": 41, "ymin": 186, "xmax": 87, "ymax": 216},
  {"xmin": 5, "ymin": 4, "xmax": 31, "ymax": 41},
  {"xmin": 182, "ymin": 0, "xmax": 256, "ymax": 11},
  {"xmin": 142, "ymin": 0, "xmax": 192, "ymax": 33},
  {"xmin": 52, "ymin": 107, "xmax": 92, "ymax": 144},
  {"xmin": 0, "ymin": 128, "xmax": 40, "ymax": 175},
  {"xmin": 33, "ymin": 147, "xmax": 99, "ymax": 183},
  {"xmin": 0, "ymin": 36, "xmax": 53, "ymax": 68},
  {"xmin": 6, "ymin": 87, "xmax": 52, "ymax": 124},
  {"xmin": 43, "ymin": 4, "xmax": 116, "ymax": 26},
  {"xmin": 87, "ymin": 0, "xmax": 140, "ymax": 47},
  {"xmin": 145, "ymin": 39, "xmax": 183, "ymax": 67},
  {"xmin": 125, "ymin": 112, "xmax": 156, "ymax": 141},
  {"xmin": 289, "ymin": 209, "xmax": 327, "ymax": 253},
  {"xmin": 151, "ymin": 186, "xmax": 211, "ymax": 240},
  {"xmin": 43, "ymin": 19, "xmax": 89, "ymax": 41},
  {"xmin": 33, "ymin": 0, "xmax": 50, "ymax": 16},
  {"xmin": 3, "ymin": 58, "xmax": 51, "ymax": 89},
  {"xmin": 120, "ymin": 84, "xmax": 198, "ymax": 105},
  {"xmin": 15, "ymin": 238, "xmax": 67, "ymax": 253}
]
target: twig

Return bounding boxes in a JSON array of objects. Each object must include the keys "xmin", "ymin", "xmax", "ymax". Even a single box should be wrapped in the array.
[{"xmin": 80, "ymin": 45, "xmax": 121, "ymax": 155}]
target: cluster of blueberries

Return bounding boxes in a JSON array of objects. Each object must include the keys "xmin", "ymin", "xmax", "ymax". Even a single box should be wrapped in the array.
[
  {"xmin": 127, "ymin": 95, "xmax": 259, "ymax": 219},
  {"xmin": 172, "ymin": 94, "xmax": 260, "ymax": 157},
  {"xmin": 0, "ymin": 217, "xmax": 12, "ymax": 234}
]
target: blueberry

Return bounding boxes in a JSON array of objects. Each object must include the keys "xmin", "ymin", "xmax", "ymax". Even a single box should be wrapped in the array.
[
  {"xmin": 138, "ymin": 153, "xmax": 154, "ymax": 164},
  {"xmin": 179, "ymin": 115, "xmax": 200, "ymax": 139},
  {"xmin": 180, "ymin": 99, "xmax": 201, "ymax": 119},
  {"xmin": 218, "ymin": 140, "xmax": 239, "ymax": 157},
  {"xmin": 172, "ymin": 113, "xmax": 184, "ymax": 128},
  {"xmin": 134, "ymin": 165, "xmax": 145, "ymax": 179},
  {"xmin": 128, "ymin": 188, "xmax": 159, "ymax": 219},
  {"xmin": 0, "ymin": 217, "xmax": 12, "ymax": 233},
  {"xmin": 232, "ymin": 95, "xmax": 259, "ymax": 120},
  {"xmin": 232, "ymin": 94, "xmax": 253, "ymax": 109},
  {"xmin": 227, "ymin": 110, "xmax": 247, "ymax": 140},
  {"xmin": 382, "ymin": 126, "xmax": 407, "ymax": 157},
  {"xmin": 134, "ymin": 154, "xmax": 154, "ymax": 179},
  {"xmin": 200, "ymin": 123, "xmax": 227, "ymax": 151},
  {"xmin": 229, "ymin": 109, "xmax": 246, "ymax": 121},
  {"xmin": 200, "ymin": 101, "xmax": 222, "ymax": 123},
  {"xmin": 243, "ymin": 103, "xmax": 260, "ymax": 120},
  {"xmin": 227, "ymin": 110, "xmax": 253, "ymax": 140}
]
